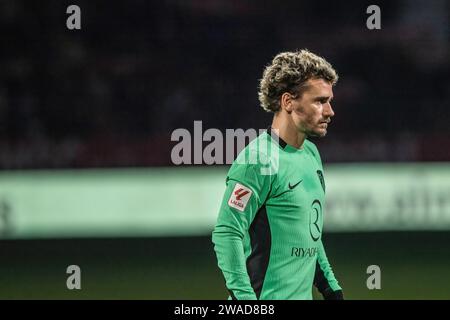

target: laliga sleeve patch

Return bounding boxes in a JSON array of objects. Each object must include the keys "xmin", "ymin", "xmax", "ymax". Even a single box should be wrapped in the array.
[{"xmin": 228, "ymin": 183, "xmax": 253, "ymax": 212}]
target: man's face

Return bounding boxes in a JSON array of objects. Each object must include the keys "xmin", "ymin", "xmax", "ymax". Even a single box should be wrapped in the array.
[{"xmin": 289, "ymin": 78, "xmax": 335, "ymax": 138}]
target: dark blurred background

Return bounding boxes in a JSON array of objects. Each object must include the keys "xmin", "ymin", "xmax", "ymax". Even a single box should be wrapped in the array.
[
  {"xmin": 0, "ymin": 0, "xmax": 449, "ymax": 299},
  {"xmin": 1, "ymin": 0, "xmax": 448, "ymax": 169}
]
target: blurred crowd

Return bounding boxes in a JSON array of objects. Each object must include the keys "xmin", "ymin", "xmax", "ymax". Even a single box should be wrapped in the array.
[{"xmin": 0, "ymin": 0, "xmax": 449, "ymax": 169}]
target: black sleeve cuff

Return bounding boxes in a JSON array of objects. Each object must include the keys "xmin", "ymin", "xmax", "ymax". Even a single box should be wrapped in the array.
[{"xmin": 322, "ymin": 288, "xmax": 344, "ymax": 300}]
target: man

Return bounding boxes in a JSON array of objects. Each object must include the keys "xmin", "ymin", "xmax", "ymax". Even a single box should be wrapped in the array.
[{"xmin": 212, "ymin": 50, "xmax": 343, "ymax": 300}]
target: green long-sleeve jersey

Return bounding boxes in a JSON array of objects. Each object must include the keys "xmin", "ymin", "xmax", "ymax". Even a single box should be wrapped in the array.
[{"xmin": 212, "ymin": 128, "xmax": 342, "ymax": 300}]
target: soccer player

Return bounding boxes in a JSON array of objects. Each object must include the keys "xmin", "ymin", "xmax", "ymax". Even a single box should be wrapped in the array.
[{"xmin": 212, "ymin": 50, "xmax": 343, "ymax": 300}]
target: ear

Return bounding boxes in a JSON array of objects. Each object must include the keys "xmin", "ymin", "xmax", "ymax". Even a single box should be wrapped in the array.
[{"xmin": 281, "ymin": 92, "xmax": 294, "ymax": 113}]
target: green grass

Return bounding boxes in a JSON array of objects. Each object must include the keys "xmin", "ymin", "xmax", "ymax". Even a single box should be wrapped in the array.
[{"xmin": 1, "ymin": 232, "xmax": 449, "ymax": 299}]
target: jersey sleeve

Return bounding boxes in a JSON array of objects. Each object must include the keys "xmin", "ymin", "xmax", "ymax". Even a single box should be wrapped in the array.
[
  {"xmin": 313, "ymin": 240, "xmax": 343, "ymax": 299},
  {"xmin": 309, "ymin": 140, "xmax": 342, "ymax": 298},
  {"xmin": 212, "ymin": 152, "xmax": 274, "ymax": 300}
]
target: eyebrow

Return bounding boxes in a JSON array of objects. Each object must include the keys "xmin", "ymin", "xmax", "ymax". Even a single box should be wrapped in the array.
[{"xmin": 314, "ymin": 96, "xmax": 333, "ymax": 101}]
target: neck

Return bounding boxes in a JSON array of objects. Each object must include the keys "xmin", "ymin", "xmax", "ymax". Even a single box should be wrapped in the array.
[{"xmin": 271, "ymin": 112, "xmax": 306, "ymax": 149}]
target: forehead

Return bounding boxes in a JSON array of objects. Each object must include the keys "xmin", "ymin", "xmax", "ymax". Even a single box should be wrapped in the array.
[{"xmin": 303, "ymin": 78, "xmax": 333, "ymax": 97}]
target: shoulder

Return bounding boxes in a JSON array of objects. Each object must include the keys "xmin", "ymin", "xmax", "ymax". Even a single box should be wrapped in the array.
[
  {"xmin": 233, "ymin": 131, "xmax": 271, "ymax": 166},
  {"xmin": 303, "ymin": 139, "xmax": 322, "ymax": 163},
  {"xmin": 228, "ymin": 132, "xmax": 276, "ymax": 179},
  {"xmin": 303, "ymin": 139, "xmax": 319, "ymax": 154}
]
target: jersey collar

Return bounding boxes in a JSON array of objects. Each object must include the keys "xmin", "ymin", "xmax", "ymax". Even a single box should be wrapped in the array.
[{"xmin": 267, "ymin": 126, "xmax": 288, "ymax": 150}]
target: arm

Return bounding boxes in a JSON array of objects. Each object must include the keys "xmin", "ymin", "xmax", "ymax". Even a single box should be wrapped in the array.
[
  {"xmin": 313, "ymin": 240, "xmax": 344, "ymax": 300},
  {"xmin": 212, "ymin": 159, "xmax": 273, "ymax": 300},
  {"xmin": 307, "ymin": 141, "xmax": 343, "ymax": 299}
]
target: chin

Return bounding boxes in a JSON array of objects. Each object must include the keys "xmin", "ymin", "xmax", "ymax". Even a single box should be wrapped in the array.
[{"xmin": 308, "ymin": 130, "xmax": 327, "ymax": 138}]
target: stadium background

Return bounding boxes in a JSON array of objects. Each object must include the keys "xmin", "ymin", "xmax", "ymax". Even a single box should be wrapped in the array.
[{"xmin": 0, "ymin": 0, "xmax": 449, "ymax": 299}]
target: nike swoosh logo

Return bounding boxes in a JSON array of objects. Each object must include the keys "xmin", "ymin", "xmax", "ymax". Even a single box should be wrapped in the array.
[{"xmin": 288, "ymin": 180, "xmax": 303, "ymax": 189}]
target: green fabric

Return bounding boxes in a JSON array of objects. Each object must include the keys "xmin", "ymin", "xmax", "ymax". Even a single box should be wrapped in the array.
[{"xmin": 212, "ymin": 131, "xmax": 341, "ymax": 299}]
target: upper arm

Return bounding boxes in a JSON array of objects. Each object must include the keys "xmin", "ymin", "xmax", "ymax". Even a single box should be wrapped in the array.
[{"xmin": 216, "ymin": 159, "xmax": 274, "ymax": 235}]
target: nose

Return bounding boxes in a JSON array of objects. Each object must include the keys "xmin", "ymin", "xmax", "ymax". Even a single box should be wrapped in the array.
[{"xmin": 324, "ymin": 102, "xmax": 335, "ymax": 118}]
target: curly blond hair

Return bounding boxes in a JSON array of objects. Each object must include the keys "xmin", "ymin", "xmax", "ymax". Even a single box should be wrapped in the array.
[{"xmin": 258, "ymin": 49, "xmax": 338, "ymax": 113}]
